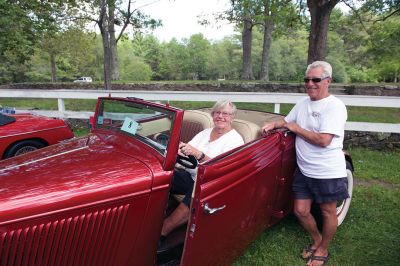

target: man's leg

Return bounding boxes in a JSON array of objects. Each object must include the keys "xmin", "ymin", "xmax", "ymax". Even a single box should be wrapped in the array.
[
  {"xmin": 308, "ymin": 201, "xmax": 337, "ymax": 266},
  {"xmin": 294, "ymin": 199, "xmax": 322, "ymax": 250}
]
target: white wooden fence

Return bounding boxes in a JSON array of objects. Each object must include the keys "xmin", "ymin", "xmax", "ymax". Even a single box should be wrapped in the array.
[{"xmin": 1, "ymin": 89, "xmax": 399, "ymax": 133}]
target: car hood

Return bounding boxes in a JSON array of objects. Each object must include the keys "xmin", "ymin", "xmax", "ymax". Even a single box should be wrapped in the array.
[{"xmin": 0, "ymin": 134, "xmax": 153, "ymax": 223}]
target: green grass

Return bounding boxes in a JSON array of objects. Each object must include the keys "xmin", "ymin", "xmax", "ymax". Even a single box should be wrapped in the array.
[
  {"xmin": 348, "ymin": 148, "xmax": 400, "ymax": 184},
  {"xmin": 0, "ymin": 98, "xmax": 97, "ymax": 111},
  {"xmin": 235, "ymin": 147, "xmax": 400, "ymax": 265},
  {"xmin": 73, "ymin": 127, "xmax": 90, "ymax": 137},
  {"xmin": 347, "ymin": 106, "xmax": 400, "ymax": 123}
]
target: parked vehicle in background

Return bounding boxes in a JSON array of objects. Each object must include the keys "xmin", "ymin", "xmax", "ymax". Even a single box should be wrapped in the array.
[
  {"xmin": 73, "ymin": 76, "xmax": 92, "ymax": 83},
  {"xmin": 0, "ymin": 112, "xmax": 74, "ymax": 159},
  {"xmin": 0, "ymin": 97, "xmax": 353, "ymax": 265}
]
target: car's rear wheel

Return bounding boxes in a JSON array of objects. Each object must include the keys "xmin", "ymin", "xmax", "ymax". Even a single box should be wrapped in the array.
[
  {"xmin": 311, "ymin": 161, "xmax": 354, "ymax": 229},
  {"xmin": 4, "ymin": 139, "xmax": 46, "ymax": 159},
  {"xmin": 337, "ymin": 161, "xmax": 353, "ymax": 226}
]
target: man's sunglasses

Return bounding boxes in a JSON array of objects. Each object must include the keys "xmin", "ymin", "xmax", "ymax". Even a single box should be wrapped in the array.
[{"xmin": 303, "ymin": 76, "xmax": 330, "ymax": 83}]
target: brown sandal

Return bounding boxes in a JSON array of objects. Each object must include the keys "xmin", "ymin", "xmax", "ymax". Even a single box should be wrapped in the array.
[
  {"xmin": 301, "ymin": 244, "xmax": 316, "ymax": 260},
  {"xmin": 307, "ymin": 253, "xmax": 330, "ymax": 266}
]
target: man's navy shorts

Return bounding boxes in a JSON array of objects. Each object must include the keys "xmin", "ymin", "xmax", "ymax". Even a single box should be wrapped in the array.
[{"xmin": 292, "ymin": 168, "xmax": 349, "ymax": 204}]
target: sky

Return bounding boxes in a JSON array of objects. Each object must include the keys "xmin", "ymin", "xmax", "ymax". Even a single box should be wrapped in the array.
[
  {"xmin": 139, "ymin": 0, "xmax": 236, "ymax": 42},
  {"xmin": 137, "ymin": 0, "xmax": 350, "ymax": 42}
]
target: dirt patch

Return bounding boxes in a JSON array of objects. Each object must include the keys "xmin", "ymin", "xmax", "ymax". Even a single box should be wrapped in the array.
[{"xmin": 354, "ymin": 177, "xmax": 399, "ymax": 189}]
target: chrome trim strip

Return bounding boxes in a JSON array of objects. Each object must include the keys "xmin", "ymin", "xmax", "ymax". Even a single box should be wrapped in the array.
[
  {"xmin": 0, "ymin": 125, "xmax": 68, "ymax": 139},
  {"xmin": 0, "ymin": 146, "xmax": 88, "ymax": 172}
]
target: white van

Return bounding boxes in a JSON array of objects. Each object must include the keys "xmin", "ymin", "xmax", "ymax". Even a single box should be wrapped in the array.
[{"xmin": 73, "ymin": 77, "xmax": 93, "ymax": 83}]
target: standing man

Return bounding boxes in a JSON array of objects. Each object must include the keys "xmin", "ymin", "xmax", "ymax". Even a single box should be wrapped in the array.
[{"xmin": 262, "ymin": 61, "xmax": 348, "ymax": 266}]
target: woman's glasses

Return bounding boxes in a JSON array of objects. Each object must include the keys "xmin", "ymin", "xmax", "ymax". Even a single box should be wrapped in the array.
[
  {"xmin": 303, "ymin": 76, "xmax": 330, "ymax": 83},
  {"xmin": 213, "ymin": 111, "xmax": 232, "ymax": 117}
]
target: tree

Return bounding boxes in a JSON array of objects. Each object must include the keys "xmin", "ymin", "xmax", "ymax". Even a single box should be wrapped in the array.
[
  {"xmin": 41, "ymin": 33, "xmax": 65, "ymax": 82},
  {"xmin": 185, "ymin": 34, "xmax": 211, "ymax": 80},
  {"xmin": 367, "ymin": 14, "xmax": 400, "ymax": 82},
  {"xmin": 259, "ymin": 0, "xmax": 298, "ymax": 80},
  {"xmin": 223, "ymin": 0, "xmax": 299, "ymax": 80},
  {"xmin": 0, "ymin": 0, "xmax": 74, "ymax": 83},
  {"xmin": 74, "ymin": 0, "xmax": 160, "ymax": 89},
  {"xmin": 206, "ymin": 37, "xmax": 242, "ymax": 80},
  {"xmin": 131, "ymin": 33, "xmax": 162, "ymax": 80},
  {"xmin": 306, "ymin": 0, "xmax": 340, "ymax": 64},
  {"xmin": 158, "ymin": 39, "xmax": 188, "ymax": 80},
  {"xmin": 223, "ymin": 0, "xmax": 265, "ymax": 80},
  {"xmin": 304, "ymin": 0, "xmax": 400, "ymax": 64}
]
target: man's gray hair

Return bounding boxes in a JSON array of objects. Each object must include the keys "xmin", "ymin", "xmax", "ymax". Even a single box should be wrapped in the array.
[
  {"xmin": 211, "ymin": 100, "xmax": 237, "ymax": 116},
  {"xmin": 306, "ymin": 61, "xmax": 332, "ymax": 78}
]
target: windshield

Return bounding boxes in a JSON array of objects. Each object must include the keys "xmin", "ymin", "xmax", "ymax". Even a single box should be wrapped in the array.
[{"xmin": 95, "ymin": 98, "xmax": 175, "ymax": 154}]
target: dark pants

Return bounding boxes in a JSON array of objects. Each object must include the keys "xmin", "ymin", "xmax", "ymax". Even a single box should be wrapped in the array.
[{"xmin": 171, "ymin": 170, "xmax": 194, "ymax": 207}]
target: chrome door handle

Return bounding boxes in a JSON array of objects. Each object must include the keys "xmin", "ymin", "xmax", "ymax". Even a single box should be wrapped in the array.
[{"xmin": 203, "ymin": 203, "xmax": 226, "ymax": 214}]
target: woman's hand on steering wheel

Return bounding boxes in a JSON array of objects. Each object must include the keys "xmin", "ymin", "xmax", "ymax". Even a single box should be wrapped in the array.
[
  {"xmin": 176, "ymin": 154, "xmax": 198, "ymax": 169},
  {"xmin": 179, "ymin": 143, "xmax": 200, "ymax": 158},
  {"xmin": 177, "ymin": 142, "xmax": 201, "ymax": 169}
]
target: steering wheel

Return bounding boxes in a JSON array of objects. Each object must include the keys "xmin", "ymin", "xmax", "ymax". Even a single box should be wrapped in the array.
[
  {"xmin": 176, "ymin": 154, "xmax": 198, "ymax": 169},
  {"xmin": 154, "ymin": 133, "xmax": 170, "ymax": 147}
]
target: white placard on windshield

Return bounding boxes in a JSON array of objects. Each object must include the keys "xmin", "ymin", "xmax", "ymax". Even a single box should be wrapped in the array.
[{"xmin": 121, "ymin": 117, "xmax": 139, "ymax": 135}]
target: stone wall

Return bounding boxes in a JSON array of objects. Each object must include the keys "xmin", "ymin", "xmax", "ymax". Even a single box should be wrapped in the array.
[
  {"xmin": 344, "ymin": 84, "xmax": 400, "ymax": 96},
  {"xmin": 2, "ymin": 82, "xmax": 399, "ymax": 96},
  {"xmin": 344, "ymin": 131, "xmax": 400, "ymax": 151}
]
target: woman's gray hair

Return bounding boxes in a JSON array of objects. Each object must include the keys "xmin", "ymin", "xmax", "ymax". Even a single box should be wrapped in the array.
[
  {"xmin": 211, "ymin": 100, "xmax": 237, "ymax": 116},
  {"xmin": 306, "ymin": 61, "xmax": 332, "ymax": 78}
]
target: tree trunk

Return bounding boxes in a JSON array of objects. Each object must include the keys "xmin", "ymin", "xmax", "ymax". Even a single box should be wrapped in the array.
[
  {"xmin": 50, "ymin": 53, "xmax": 57, "ymax": 82},
  {"xmin": 306, "ymin": 0, "xmax": 339, "ymax": 64},
  {"xmin": 108, "ymin": 3, "xmax": 119, "ymax": 81},
  {"xmin": 241, "ymin": 13, "xmax": 253, "ymax": 80},
  {"xmin": 260, "ymin": 0, "xmax": 274, "ymax": 81},
  {"xmin": 100, "ymin": 0, "xmax": 112, "ymax": 90}
]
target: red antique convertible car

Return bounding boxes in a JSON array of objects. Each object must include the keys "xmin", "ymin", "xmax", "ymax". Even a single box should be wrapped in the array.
[
  {"xmin": 0, "ymin": 112, "xmax": 74, "ymax": 159},
  {"xmin": 0, "ymin": 97, "xmax": 353, "ymax": 265}
]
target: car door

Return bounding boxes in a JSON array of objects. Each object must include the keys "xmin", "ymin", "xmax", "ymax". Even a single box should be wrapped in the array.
[{"xmin": 180, "ymin": 131, "xmax": 294, "ymax": 265}]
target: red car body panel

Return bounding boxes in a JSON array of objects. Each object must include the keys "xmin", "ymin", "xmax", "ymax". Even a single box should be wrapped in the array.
[
  {"xmin": 181, "ymin": 131, "xmax": 296, "ymax": 265},
  {"xmin": 0, "ymin": 113, "xmax": 74, "ymax": 159},
  {"xmin": 0, "ymin": 97, "xmax": 299, "ymax": 266},
  {"xmin": 0, "ymin": 134, "xmax": 172, "ymax": 266}
]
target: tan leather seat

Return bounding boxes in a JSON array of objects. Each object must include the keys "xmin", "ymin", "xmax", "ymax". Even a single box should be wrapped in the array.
[
  {"xmin": 181, "ymin": 110, "xmax": 260, "ymax": 144},
  {"xmin": 180, "ymin": 110, "xmax": 213, "ymax": 143},
  {"xmin": 232, "ymin": 119, "xmax": 261, "ymax": 143}
]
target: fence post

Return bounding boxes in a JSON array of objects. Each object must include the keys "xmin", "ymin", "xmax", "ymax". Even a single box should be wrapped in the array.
[
  {"xmin": 58, "ymin": 98, "xmax": 65, "ymax": 117},
  {"xmin": 274, "ymin": 103, "xmax": 280, "ymax": 114}
]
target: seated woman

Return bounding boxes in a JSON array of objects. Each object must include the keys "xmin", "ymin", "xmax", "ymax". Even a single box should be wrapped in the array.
[{"xmin": 160, "ymin": 100, "xmax": 244, "ymax": 240}]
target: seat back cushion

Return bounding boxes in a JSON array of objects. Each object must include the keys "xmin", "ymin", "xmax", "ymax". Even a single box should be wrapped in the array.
[
  {"xmin": 232, "ymin": 119, "xmax": 261, "ymax": 143},
  {"xmin": 180, "ymin": 110, "xmax": 213, "ymax": 143}
]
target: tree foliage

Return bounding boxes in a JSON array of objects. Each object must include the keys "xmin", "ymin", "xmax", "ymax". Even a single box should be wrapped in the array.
[
  {"xmin": 0, "ymin": 0, "xmax": 399, "ymax": 84},
  {"xmin": 0, "ymin": 0, "xmax": 77, "ymax": 83}
]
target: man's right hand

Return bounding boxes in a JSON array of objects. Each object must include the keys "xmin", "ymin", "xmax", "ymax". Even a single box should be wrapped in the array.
[
  {"xmin": 262, "ymin": 122, "xmax": 276, "ymax": 133},
  {"xmin": 262, "ymin": 119, "xmax": 286, "ymax": 133}
]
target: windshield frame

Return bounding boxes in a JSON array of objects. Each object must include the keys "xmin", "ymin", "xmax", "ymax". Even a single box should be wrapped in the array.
[{"xmin": 94, "ymin": 97, "xmax": 177, "ymax": 155}]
